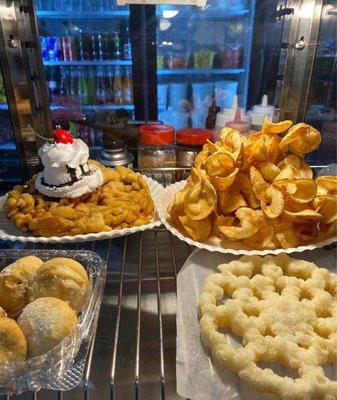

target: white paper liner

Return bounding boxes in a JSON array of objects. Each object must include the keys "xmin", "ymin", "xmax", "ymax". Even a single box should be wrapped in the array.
[
  {"xmin": 177, "ymin": 248, "xmax": 337, "ymax": 400},
  {"xmin": 0, "ymin": 176, "xmax": 162, "ymax": 243},
  {"xmin": 156, "ymin": 180, "xmax": 337, "ymax": 255}
]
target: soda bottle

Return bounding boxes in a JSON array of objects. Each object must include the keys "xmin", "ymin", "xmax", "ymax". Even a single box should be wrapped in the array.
[
  {"xmin": 62, "ymin": 36, "xmax": 76, "ymax": 61},
  {"xmin": 47, "ymin": 67, "xmax": 59, "ymax": 97},
  {"xmin": 91, "ymin": 34, "xmax": 101, "ymax": 61},
  {"xmin": 96, "ymin": 66, "xmax": 106, "ymax": 105},
  {"xmin": 59, "ymin": 66, "xmax": 68, "ymax": 95},
  {"xmin": 113, "ymin": 66, "xmax": 123, "ymax": 105},
  {"xmin": 123, "ymin": 66, "xmax": 133, "ymax": 104},
  {"xmin": 40, "ymin": 36, "xmax": 49, "ymax": 61},
  {"xmin": 70, "ymin": 66, "xmax": 78, "ymax": 96},
  {"xmin": 112, "ymin": 31, "xmax": 121, "ymax": 60},
  {"xmin": 105, "ymin": 65, "xmax": 114, "ymax": 104},
  {"xmin": 48, "ymin": 37, "xmax": 57, "ymax": 61},
  {"xmin": 87, "ymin": 67, "xmax": 96, "ymax": 103},
  {"xmin": 77, "ymin": 66, "xmax": 89, "ymax": 105},
  {"xmin": 123, "ymin": 24, "xmax": 132, "ymax": 61}
]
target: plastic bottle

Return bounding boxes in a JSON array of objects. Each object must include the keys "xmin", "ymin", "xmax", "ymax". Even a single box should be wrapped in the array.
[
  {"xmin": 247, "ymin": 94, "xmax": 275, "ymax": 131},
  {"xmin": 96, "ymin": 66, "xmax": 106, "ymax": 105},
  {"xmin": 123, "ymin": 66, "xmax": 133, "ymax": 104},
  {"xmin": 225, "ymin": 108, "xmax": 250, "ymax": 136},
  {"xmin": 77, "ymin": 66, "xmax": 89, "ymax": 105},
  {"xmin": 113, "ymin": 66, "xmax": 123, "ymax": 105},
  {"xmin": 105, "ymin": 65, "xmax": 114, "ymax": 104},
  {"xmin": 214, "ymin": 95, "xmax": 251, "ymax": 138},
  {"xmin": 123, "ymin": 24, "xmax": 132, "ymax": 61}
]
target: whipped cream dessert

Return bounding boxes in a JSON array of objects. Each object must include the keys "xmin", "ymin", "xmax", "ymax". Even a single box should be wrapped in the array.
[{"xmin": 35, "ymin": 129, "xmax": 104, "ymax": 198}]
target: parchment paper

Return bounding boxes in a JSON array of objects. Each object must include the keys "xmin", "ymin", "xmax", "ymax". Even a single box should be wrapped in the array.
[{"xmin": 176, "ymin": 246, "xmax": 337, "ymax": 400}]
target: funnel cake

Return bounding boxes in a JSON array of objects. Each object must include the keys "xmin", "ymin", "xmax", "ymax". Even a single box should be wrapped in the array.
[{"xmin": 199, "ymin": 254, "xmax": 337, "ymax": 399}]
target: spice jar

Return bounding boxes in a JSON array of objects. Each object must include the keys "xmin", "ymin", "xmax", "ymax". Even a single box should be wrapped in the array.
[
  {"xmin": 176, "ymin": 128, "xmax": 212, "ymax": 167},
  {"xmin": 138, "ymin": 124, "xmax": 176, "ymax": 168}
]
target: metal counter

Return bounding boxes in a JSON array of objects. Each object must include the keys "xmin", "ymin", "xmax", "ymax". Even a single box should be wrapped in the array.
[{"xmin": 0, "ymin": 228, "xmax": 191, "ymax": 400}]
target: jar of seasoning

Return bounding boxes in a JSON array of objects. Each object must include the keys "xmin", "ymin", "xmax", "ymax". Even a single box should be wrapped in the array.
[
  {"xmin": 138, "ymin": 124, "xmax": 176, "ymax": 168},
  {"xmin": 176, "ymin": 128, "xmax": 212, "ymax": 167}
]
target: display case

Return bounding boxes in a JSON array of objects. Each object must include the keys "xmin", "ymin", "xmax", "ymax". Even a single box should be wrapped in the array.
[
  {"xmin": 34, "ymin": 0, "xmax": 134, "ymax": 149},
  {"xmin": 156, "ymin": 0, "xmax": 255, "ymax": 129}
]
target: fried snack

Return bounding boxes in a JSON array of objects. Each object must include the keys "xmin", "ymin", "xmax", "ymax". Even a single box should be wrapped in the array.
[
  {"xmin": 168, "ymin": 117, "xmax": 337, "ymax": 249},
  {"xmin": 199, "ymin": 255, "xmax": 337, "ymax": 400},
  {"xmin": 18, "ymin": 297, "xmax": 78, "ymax": 358},
  {"xmin": 0, "ymin": 256, "xmax": 43, "ymax": 316},
  {"xmin": 0, "ymin": 311, "xmax": 27, "ymax": 365},
  {"xmin": 28, "ymin": 258, "xmax": 90, "ymax": 311},
  {"xmin": 5, "ymin": 165, "xmax": 154, "ymax": 237}
]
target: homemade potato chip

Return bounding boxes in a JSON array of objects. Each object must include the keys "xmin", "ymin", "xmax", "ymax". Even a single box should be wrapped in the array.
[
  {"xmin": 184, "ymin": 178, "xmax": 217, "ymax": 220},
  {"xmin": 316, "ymin": 176, "xmax": 337, "ymax": 195},
  {"xmin": 167, "ymin": 120, "xmax": 336, "ymax": 249},
  {"xmin": 261, "ymin": 185, "xmax": 284, "ymax": 219},
  {"xmin": 179, "ymin": 215, "xmax": 211, "ymax": 242},
  {"xmin": 218, "ymin": 207, "xmax": 259, "ymax": 240},
  {"xmin": 279, "ymin": 123, "xmax": 321, "ymax": 156},
  {"xmin": 262, "ymin": 116, "xmax": 293, "ymax": 134}
]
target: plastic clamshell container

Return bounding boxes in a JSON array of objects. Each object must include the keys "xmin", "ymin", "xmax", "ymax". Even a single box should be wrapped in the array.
[{"xmin": 0, "ymin": 249, "xmax": 106, "ymax": 395}]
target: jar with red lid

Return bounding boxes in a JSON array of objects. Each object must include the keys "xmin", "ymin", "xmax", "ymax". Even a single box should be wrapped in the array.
[
  {"xmin": 176, "ymin": 128, "xmax": 212, "ymax": 167},
  {"xmin": 138, "ymin": 124, "xmax": 176, "ymax": 168}
]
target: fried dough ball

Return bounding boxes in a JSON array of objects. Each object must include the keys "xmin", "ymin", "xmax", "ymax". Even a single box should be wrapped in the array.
[
  {"xmin": 17, "ymin": 297, "xmax": 78, "ymax": 358},
  {"xmin": 0, "ymin": 310, "xmax": 27, "ymax": 365},
  {"xmin": 28, "ymin": 258, "xmax": 90, "ymax": 312},
  {"xmin": 0, "ymin": 256, "xmax": 43, "ymax": 317}
]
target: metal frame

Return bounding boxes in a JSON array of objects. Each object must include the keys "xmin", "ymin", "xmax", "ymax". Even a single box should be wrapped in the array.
[
  {"xmin": 0, "ymin": 0, "xmax": 52, "ymax": 180},
  {"xmin": 278, "ymin": 0, "xmax": 325, "ymax": 121}
]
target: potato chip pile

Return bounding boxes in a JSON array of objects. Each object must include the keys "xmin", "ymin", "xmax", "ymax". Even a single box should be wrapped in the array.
[
  {"xmin": 5, "ymin": 164, "xmax": 154, "ymax": 237},
  {"xmin": 168, "ymin": 118, "xmax": 337, "ymax": 249},
  {"xmin": 199, "ymin": 254, "xmax": 337, "ymax": 399}
]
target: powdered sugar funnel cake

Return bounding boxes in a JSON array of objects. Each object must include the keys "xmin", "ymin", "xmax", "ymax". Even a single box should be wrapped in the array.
[{"xmin": 35, "ymin": 128, "xmax": 103, "ymax": 198}]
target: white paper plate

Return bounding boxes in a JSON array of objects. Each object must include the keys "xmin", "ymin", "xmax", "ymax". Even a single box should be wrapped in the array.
[
  {"xmin": 0, "ymin": 176, "xmax": 162, "ymax": 243},
  {"xmin": 177, "ymin": 248, "xmax": 337, "ymax": 400},
  {"xmin": 156, "ymin": 180, "xmax": 337, "ymax": 256}
]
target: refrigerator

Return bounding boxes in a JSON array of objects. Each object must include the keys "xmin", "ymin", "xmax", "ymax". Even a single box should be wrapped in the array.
[
  {"xmin": 0, "ymin": 0, "xmax": 336, "ymax": 184},
  {"xmin": 156, "ymin": 0, "xmax": 255, "ymax": 129}
]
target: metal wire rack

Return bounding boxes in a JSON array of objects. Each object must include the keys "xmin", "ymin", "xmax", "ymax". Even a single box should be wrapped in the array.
[{"xmin": 0, "ymin": 168, "xmax": 194, "ymax": 400}]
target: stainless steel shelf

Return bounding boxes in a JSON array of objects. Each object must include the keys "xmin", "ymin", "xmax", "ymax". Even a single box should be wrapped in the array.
[
  {"xmin": 50, "ymin": 104, "xmax": 134, "ymax": 111},
  {"xmin": 156, "ymin": 9, "xmax": 250, "ymax": 19},
  {"xmin": 157, "ymin": 68, "xmax": 245, "ymax": 75},
  {"xmin": 36, "ymin": 10, "xmax": 130, "ymax": 19},
  {"xmin": 0, "ymin": 228, "xmax": 192, "ymax": 400},
  {"xmin": 44, "ymin": 60, "xmax": 132, "ymax": 66}
]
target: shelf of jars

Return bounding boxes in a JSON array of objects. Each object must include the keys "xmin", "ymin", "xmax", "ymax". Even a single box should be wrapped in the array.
[
  {"xmin": 157, "ymin": 68, "xmax": 245, "ymax": 75},
  {"xmin": 36, "ymin": 10, "xmax": 130, "ymax": 19},
  {"xmin": 43, "ymin": 60, "xmax": 132, "ymax": 66}
]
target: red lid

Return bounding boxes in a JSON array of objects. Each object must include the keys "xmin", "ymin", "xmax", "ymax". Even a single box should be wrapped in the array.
[
  {"xmin": 176, "ymin": 128, "xmax": 212, "ymax": 146},
  {"xmin": 139, "ymin": 124, "xmax": 175, "ymax": 146}
]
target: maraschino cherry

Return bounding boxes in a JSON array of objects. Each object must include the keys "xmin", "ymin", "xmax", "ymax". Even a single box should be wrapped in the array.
[{"xmin": 52, "ymin": 128, "xmax": 74, "ymax": 144}]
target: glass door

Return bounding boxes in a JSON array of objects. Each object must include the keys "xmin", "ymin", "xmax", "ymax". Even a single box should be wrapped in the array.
[
  {"xmin": 156, "ymin": 0, "xmax": 255, "ymax": 129},
  {"xmin": 0, "ymin": 67, "xmax": 22, "ymax": 192},
  {"xmin": 35, "ymin": 0, "xmax": 134, "ymax": 152},
  {"xmin": 304, "ymin": 0, "xmax": 336, "ymax": 165}
]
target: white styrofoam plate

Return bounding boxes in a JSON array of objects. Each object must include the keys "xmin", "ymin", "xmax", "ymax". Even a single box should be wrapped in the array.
[
  {"xmin": 156, "ymin": 180, "xmax": 337, "ymax": 256},
  {"xmin": 177, "ymin": 248, "xmax": 337, "ymax": 400},
  {"xmin": 0, "ymin": 176, "xmax": 162, "ymax": 243}
]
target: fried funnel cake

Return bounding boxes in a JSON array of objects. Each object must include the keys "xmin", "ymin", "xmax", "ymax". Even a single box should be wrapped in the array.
[
  {"xmin": 199, "ymin": 254, "xmax": 337, "ymax": 399},
  {"xmin": 5, "ymin": 164, "xmax": 154, "ymax": 237}
]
